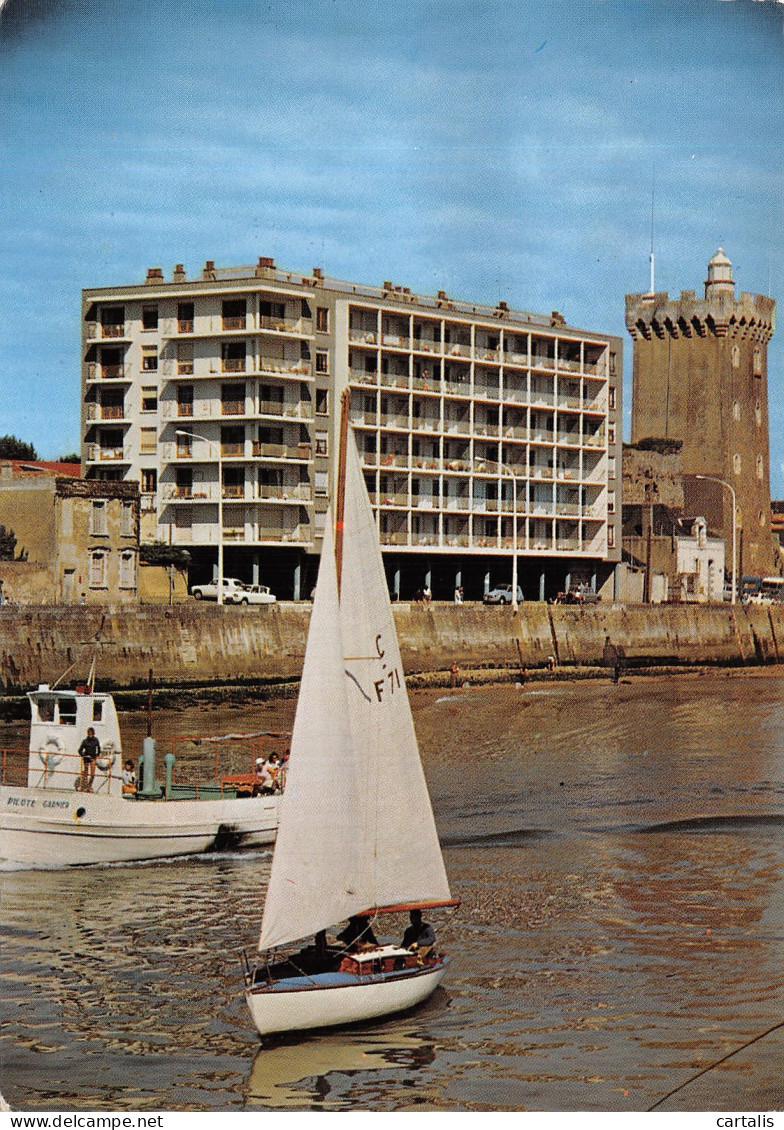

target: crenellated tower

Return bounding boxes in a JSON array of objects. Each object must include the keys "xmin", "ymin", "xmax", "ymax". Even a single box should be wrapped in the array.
[{"xmin": 625, "ymin": 248, "xmax": 775, "ymax": 578}]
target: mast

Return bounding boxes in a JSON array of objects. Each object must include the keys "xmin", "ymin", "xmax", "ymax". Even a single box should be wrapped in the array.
[{"xmin": 334, "ymin": 388, "xmax": 351, "ymax": 596}]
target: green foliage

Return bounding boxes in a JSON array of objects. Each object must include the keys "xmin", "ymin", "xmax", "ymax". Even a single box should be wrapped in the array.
[
  {"xmin": 140, "ymin": 542, "xmax": 192, "ymax": 569},
  {"xmin": 631, "ymin": 437, "xmax": 683, "ymax": 455},
  {"xmin": 0, "ymin": 435, "xmax": 37, "ymax": 460},
  {"xmin": 58, "ymin": 452, "xmax": 81, "ymax": 464},
  {"xmin": 0, "ymin": 525, "xmax": 17, "ymax": 561}
]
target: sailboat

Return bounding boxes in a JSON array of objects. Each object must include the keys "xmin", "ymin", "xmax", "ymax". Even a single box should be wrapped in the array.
[{"xmin": 244, "ymin": 397, "xmax": 458, "ymax": 1036}]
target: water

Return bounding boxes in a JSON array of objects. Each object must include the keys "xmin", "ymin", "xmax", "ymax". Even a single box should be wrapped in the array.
[{"xmin": 1, "ymin": 672, "xmax": 783, "ymax": 1112}]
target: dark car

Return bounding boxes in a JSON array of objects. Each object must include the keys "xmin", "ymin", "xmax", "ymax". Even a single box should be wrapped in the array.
[
  {"xmin": 483, "ymin": 584, "xmax": 524, "ymax": 605},
  {"xmin": 553, "ymin": 584, "xmax": 599, "ymax": 606}
]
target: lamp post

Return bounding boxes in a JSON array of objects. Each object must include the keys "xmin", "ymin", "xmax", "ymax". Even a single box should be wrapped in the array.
[
  {"xmin": 476, "ymin": 458, "xmax": 521, "ymax": 611},
  {"xmin": 695, "ymin": 474, "xmax": 737, "ymax": 604},
  {"xmin": 176, "ymin": 430, "xmax": 224, "ymax": 605}
]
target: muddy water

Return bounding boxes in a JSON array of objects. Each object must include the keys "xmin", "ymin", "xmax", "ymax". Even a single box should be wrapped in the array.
[{"xmin": 1, "ymin": 673, "xmax": 782, "ymax": 1112}]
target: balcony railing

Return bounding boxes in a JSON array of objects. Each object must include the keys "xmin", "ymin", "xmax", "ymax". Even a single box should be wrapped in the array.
[
  {"xmin": 222, "ymin": 359, "xmax": 246, "ymax": 373},
  {"xmin": 221, "ymin": 442, "xmax": 246, "ymax": 458},
  {"xmin": 100, "ymin": 324, "xmax": 126, "ymax": 339},
  {"xmin": 258, "ymin": 358, "xmax": 310, "ymax": 376},
  {"xmin": 349, "ymin": 329, "xmax": 378, "ymax": 345},
  {"xmin": 252, "ymin": 441, "xmax": 312, "ymax": 460},
  {"xmin": 86, "ymin": 362, "xmax": 127, "ymax": 381},
  {"xmin": 259, "ymin": 484, "xmax": 312, "ymax": 502},
  {"xmin": 222, "ymin": 317, "xmax": 247, "ymax": 331},
  {"xmin": 221, "ymin": 401, "xmax": 245, "ymax": 416},
  {"xmin": 222, "ymin": 485, "xmax": 246, "ymax": 499},
  {"xmin": 178, "ymin": 320, "xmax": 194, "ymax": 334}
]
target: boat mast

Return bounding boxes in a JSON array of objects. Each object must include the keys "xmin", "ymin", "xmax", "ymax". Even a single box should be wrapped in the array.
[{"xmin": 334, "ymin": 388, "xmax": 351, "ymax": 598}]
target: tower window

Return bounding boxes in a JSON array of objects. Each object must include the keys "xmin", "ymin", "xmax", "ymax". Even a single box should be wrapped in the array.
[{"xmin": 733, "ymin": 453, "xmax": 741, "ymax": 476}]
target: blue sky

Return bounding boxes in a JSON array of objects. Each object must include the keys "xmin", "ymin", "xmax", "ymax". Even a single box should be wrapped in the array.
[{"xmin": 1, "ymin": 0, "xmax": 783, "ymax": 493}]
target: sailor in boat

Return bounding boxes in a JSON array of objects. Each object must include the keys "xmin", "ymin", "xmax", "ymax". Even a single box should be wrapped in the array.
[
  {"xmin": 336, "ymin": 915, "xmax": 378, "ymax": 951},
  {"xmin": 77, "ymin": 727, "xmax": 100, "ymax": 792},
  {"xmin": 401, "ymin": 909, "xmax": 436, "ymax": 959}
]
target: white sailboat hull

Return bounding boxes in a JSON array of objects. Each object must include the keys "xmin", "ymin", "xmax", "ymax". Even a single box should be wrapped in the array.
[
  {"xmin": 246, "ymin": 959, "xmax": 449, "ymax": 1036},
  {"xmin": 0, "ymin": 785, "xmax": 278, "ymax": 867}
]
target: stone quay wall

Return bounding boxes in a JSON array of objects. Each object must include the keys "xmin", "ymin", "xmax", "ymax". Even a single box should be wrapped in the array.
[{"xmin": 0, "ymin": 602, "xmax": 781, "ymax": 696}]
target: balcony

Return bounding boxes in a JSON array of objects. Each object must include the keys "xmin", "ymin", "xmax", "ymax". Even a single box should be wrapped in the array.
[
  {"xmin": 349, "ymin": 328, "xmax": 378, "ymax": 345},
  {"xmin": 86, "ymin": 362, "xmax": 127, "ymax": 381},
  {"xmin": 258, "ymin": 358, "xmax": 311, "ymax": 377},
  {"xmin": 222, "ymin": 316, "xmax": 247, "ymax": 331},
  {"xmin": 379, "ymin": 372, "xmax": 410, "ymax": 390},
  {"xmin": 178, "ymin": 320, "xmax": 194, "ymax": 334},
  {"xmin": 260, "ymin": 315, "xmax": 312, "ymax": 335},
  {"xmin": 259, "ymin": 484, "xmax": 312, "ymax": 502},
  {"xmin": 86, "ymin": 444, "xmax": 130, "ymax": 463},
  {"xmin": 221, "ymin": 359, "xmax": 246, "ymax": 374},
  {"xmin": 412, "ymin": 338, "xmax": 439, "ymax": 355},
  {"xmin": 222, "ymin": 484, "xmax": 246, "ymax": 499},
  {"xmin": 221, "ymin": 401, "xmax": 245, "ymax": 416},
  {"xmin": 221, "ymin": 442, "xmax": 246, "ymax": 458},
  {"xmin": 252, "ymin": 441, "xmax": 312, "ymax": 461}
]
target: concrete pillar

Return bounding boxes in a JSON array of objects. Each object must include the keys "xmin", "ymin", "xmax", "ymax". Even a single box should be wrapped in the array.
[
  {"xmin": 293, "ymin": 561, "xmax": 301, "ymax": 602},
  {"xmin": 484, "ymin": 570, "xmax": 491, "ymax": 596},
  {"xmin": 539, "ymin": 572, "xmax": 546, "ymax": 602},
  {"xmin": 393, "ymin": 567, "xmax": 401, "ymax": 601},
  {"xmin": 252, "ymin": 553, "xmax": 260, "ymax": 585}
]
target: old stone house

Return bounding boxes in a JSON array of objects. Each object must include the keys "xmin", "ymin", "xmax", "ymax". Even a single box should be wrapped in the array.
[{"xmin": 0, "ymin": 462, "xmax": 139, "ymax": 604}]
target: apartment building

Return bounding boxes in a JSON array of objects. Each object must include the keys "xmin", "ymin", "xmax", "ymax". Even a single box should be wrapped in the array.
[{"xmin": 82, "ymin": 259, "xmax": 622, "ymax": 600}]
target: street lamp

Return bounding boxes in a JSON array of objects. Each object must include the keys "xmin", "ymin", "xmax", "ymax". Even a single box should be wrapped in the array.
[
  {"xmin": 176, "ymin": 429, "xmax": 224, "ymax": 605},
  {"xmin": 475, "ymin": 458, "xmax": 521, "ymax": 611},
  {"xmin": 695, "ymin": 474, "xmax": 737, "ymax": 604}
]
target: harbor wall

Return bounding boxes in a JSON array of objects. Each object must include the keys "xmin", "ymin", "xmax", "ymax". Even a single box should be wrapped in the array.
[{"xmin": 0, "ymin": 602, "xmax": 781, "ymax": 694}]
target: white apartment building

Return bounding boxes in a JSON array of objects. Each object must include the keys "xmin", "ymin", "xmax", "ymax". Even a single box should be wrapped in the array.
[{"xmin": 82, "ymin": 258, "xmax": 622, "ymax": 600}]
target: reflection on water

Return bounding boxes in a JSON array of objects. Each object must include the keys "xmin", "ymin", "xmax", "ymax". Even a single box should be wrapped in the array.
[{"xmin": 1, "ymin": 673, "xmax": 783, "ymax": 1111}]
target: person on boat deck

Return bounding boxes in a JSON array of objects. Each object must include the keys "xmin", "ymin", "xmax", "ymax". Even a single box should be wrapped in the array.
[
  {"xmin": 336, "ymin": 915, "xmax": 378, "ymax": 951},
  {"xmin": 121, "ymin": 759, "xmax": 137, "ymax": 796},
  {"xmin": 402, "ymin": 910, "xmax": 435, "ymax": 957},
  {"xmin": 266, "ymin": 752, "xmax": 283, "ymax": 792},
  {"xmin": 78, "ymin": 727, "xmax": 100, "ymax": 792},
  {"xmin": 254, "ymin": 756, "xmax": 275, "ymax": 794}
]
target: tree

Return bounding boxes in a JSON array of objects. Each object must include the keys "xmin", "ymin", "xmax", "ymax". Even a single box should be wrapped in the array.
[
  {"xmin": 58, "ymin": 452, "xmax": 81, "ymax": 464},
  {"xmin": 0, "ymin": 525, "xmax": 17, "ymax": 561},
  {"xmin": 139, "ymin": 542, "xmax": 192, "ymax": 569},
  {"xmin": 0, "ymin": 435, "xmax": 37, "ymax": 460}
]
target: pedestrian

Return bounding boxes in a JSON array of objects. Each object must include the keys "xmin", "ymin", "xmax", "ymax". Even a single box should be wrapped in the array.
[
  {"xmin": 450, "ymin": 660, "xmax": 460, "ymax": 689},
  {"xmin": 423, "ymin": 585, "xmax": 432, "ymax": 604}
]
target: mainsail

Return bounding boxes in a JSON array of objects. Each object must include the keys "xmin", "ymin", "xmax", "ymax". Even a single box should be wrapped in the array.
[{"xmin": 258, "ymin": 428, "xmax": 452, "ymax": 953}]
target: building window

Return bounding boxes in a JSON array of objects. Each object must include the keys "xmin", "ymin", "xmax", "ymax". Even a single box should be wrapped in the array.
[
  {"xmin": 753, "ymin": 348, "xmax": 762, "ymax": 377},
  {"xmin": 142, "ymin": 305, "xmax": 158, "ymax": 331},
  {"xmin": 142, "ymin": 346, "xmax": 158, "ymax": 372},
  {"xmin": 607, "ymin": 455, "xmax": 616, "ymax": 479},
  {"xmin": 221, "ymin": 382, "xmax": 245, "ymax": 415},
  {"xmin": 177, "ymin": 384, "xmax": 194, "ymax": 416},
  {"xmin": 222, "ymin": 341, "xmax": 246, "ymax": 373},
  {"xmin": 222, "ymin": 299, "xmax": 246, "ymax": 330},
  {"xmin": 607, "ymin": 525, "xmax": 615, "ymax": 548},
  {"xmin": 141, "ymin": 386, "xmax": 158, "ymax": 412},
  {"xmin": 733, "ymin": 453, "xmax": 741, "ymax": 476},
  {"xmin": 141, "ymin": 468, "xmax": 157, "ymax": 494},
  {"xmin": 316, "ymin": 388, "xmax": 329, "ymax": 415},
  {"xmin": 315, "ymin": 430, "xmax": 328, "ymax": 456},
  {"xmin": 732, "ymin": 344, "xmax": 740, "ymax": 368},
  {"xmin": 315, "ymin": 470, "xmax": 328, "ymax": 496},
  {"xmin": 756, "ymin": 454, "xmax": 764, "ymax": 480},
  {"xmin": 176, "ymin": 432, "xmax": 192, "ymax": 459},
  {"xmin": 607, "ymin": 424, "xmax": 616, "ymax": 445},
  {"xmin": 607, "ymin": 491, "xmax": 616, "ymax": 514},
  {"xmin": 609, "ymin": 352, "xmax": 617, "ymax": 377},
  {"xmin": 119, "ymin": 550, "xmax": 137, "ymax": 589},
  {"xmin": 176, "ymin": 341, "xmax": 194, "ymax": 375},
  {"xmin": 90, "ymin": 500, "xmax": 107, "ymax": 536},
  {"xmin": 177, "ymin": 302, "xmax": 194, "ymax": 334},
  {"xmin": 315, "ymin": 351, "xmax": 329, "ymax": 375},
  {"xmin": 759, "ymin": 509, "xmax": 767, "ymax": 528},
  {"xmin": 608, "ymin": 386, "xmax": 616, "ymax": 411},
  {"xmin": 733, "ymin": 400, "xmax": 741, "ymax": 421},
  {"xmin": 88, "ymin": 549, "xmax": 108, "ymax": 588},
  {"xmin": 121, "ymin": 501, "xmax": 135, "ymax": 536},
  {"xmin": 100, "ymin": 307, "xmax": 125, "ymax": 337},
  {"xmin": 140, "ymin": 427, "xmax": 157, "ymax": 454},
  {"xmin": 756, "ymin": 400, "xmax": 762, "ymax": 426},
  {"xmin": 316, "ymin": 307, "xmax": 329, "ymax": 333}
]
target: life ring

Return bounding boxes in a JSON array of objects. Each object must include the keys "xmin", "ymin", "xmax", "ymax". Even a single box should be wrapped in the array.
[
  {"xmin": 96, "ymin": 740, "xmax": 116, "ymax": 772},
  {"xmin": 38, "ymin": 735, "xmax": 64, "ymax": 768}
]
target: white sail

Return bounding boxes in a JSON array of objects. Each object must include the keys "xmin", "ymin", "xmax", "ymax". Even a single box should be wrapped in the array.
[
  {"xmin": 258, "ymin": 429, "xmax": 452, "ymax": 952},
  {"xmin": 258, "ymin": 514, "xmax": 367, "ymax": 950},
  {"xmin": 339, "ymin": 437, "xmax": 452, "ymax": 912}
]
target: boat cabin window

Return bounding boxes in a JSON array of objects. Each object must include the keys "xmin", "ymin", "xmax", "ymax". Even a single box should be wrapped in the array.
[
  {"xmin": 92, "ymin": 701, "xmax": 103, "ymax": 723},
  {"xmin": 58, "ymin": 699, "xmax": 77, "ymax": 726},
  {"xmin": 36, "ymin": 696, "xmax": 56, "ymax": 723}
]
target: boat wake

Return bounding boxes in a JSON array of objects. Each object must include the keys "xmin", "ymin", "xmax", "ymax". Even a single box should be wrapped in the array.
[{"xmin": 0, "ymin": 845, "xmax": 274, "ymax": 873}]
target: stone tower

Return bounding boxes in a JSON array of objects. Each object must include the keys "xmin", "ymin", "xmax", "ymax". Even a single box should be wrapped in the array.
[{"xmin": 625, "ymin": 249, "xmax": 775, "ymax": 578}]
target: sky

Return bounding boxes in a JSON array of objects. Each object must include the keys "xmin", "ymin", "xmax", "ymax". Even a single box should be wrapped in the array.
[{"xmin": 1, "ymin": 0, "xmax": 783, "ymax": 492}]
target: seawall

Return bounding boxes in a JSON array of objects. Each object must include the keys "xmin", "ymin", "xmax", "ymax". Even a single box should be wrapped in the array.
[{"xmin": 0, "ymin": 602, "xmax": 781, "ymax": 696}]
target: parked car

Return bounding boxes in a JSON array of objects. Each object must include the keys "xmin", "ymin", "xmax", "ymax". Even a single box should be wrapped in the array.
[
  {"xmin": 229, "ymin": 584, "xmax": 277, "ymax": 606},
  {"xmin": 190, "ymin": 578, "xmax": 246, "ymax": 601},
  {"xmin": 483, "ymin": 584, "xmax": 524, "ymax": 605},
  {"xmin": 553, "ymin": 584, "xmax": 600, "ymax": 606}
]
